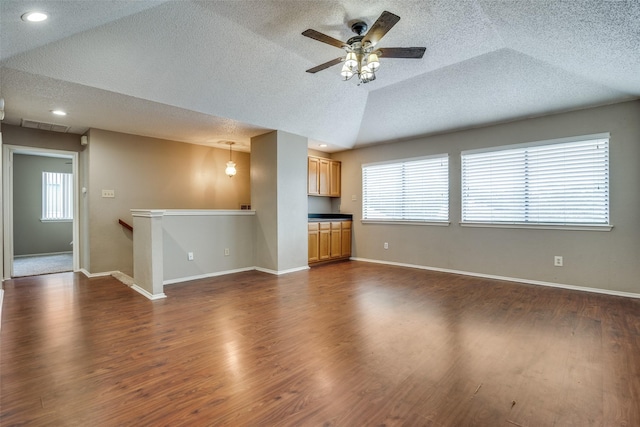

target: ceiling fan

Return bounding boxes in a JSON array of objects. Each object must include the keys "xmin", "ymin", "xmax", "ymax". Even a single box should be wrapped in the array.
[{"xmin": 302, "ymin": 11, "xmax": 426, "ymax": 84}]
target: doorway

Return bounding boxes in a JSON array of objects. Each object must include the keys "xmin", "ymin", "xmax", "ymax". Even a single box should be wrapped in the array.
[{"xmin": 3, "ymin": 145, "xmax": 79, "ymax": 278}]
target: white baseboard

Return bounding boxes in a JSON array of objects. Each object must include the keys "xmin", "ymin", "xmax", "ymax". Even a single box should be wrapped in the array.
[
  {"xmin": 79, "ymin": 269, "xmax": 118, "ymax": 278},
  {"xmin": 254, "ymin": 265, "xmax": 310, "ymax": 276},
  {"xmin": 111, "ymin": 271, "xmax": 134, "ymax": 286},
  {"xmin": 131, "ymin": 284, "xmax": 166, "ymax": 300},
  {"xmin": 164, "ymin": 265, "xmax": 309, "ymax": 282},
  {"xmin": 163, "ymin": 267, "xmax": 255, "ymax": 285},
  {"xmin": 80, "ymin": 269, "xmax": 165, "ymax": 300},
  {"xmin": 350, "ymin": 257, "xmax": 640, "ymax": 299}
]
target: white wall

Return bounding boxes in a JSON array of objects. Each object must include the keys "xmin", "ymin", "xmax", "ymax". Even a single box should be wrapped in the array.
[{"xmin": 334, "ymin": 101, "xmax": 640, "ymax": 295}]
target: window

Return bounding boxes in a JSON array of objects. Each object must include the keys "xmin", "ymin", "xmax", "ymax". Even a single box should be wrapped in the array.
[
  {"xmin": 42, "ymin": 172, "xmax": 73, "ymax": 221},
  {"xmin": 362, "ymin": 154, "xmax": 449, "ymax": 223},
  {"xmin": 461, "ymin": 134, "xmax": 609, "ymax": 227}
]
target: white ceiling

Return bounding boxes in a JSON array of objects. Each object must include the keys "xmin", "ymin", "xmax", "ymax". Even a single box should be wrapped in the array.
[{"xmin": 1, "ymin": 1, "xmax": 638, "ymax": 153}]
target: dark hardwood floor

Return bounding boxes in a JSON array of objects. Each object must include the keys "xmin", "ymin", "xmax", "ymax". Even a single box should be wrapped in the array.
[{"xmin": 1, "ymin": 262, "xmax": 639, "ymax": 426}]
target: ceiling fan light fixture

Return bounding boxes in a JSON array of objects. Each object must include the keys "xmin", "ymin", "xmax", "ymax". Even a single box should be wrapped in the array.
[
  {"xmin": 367, "ymin": 52, "xmax": 380, "ymax": 71},
  {"xmin": 302, "ymin": 11, "xmax": 425, "ymax": 85},
  {"xmin": 345, "ymin": 52, "xmax": 358, "ymax": 70},
  {"xmin": 360, "ymin": 65, "xmax": 374, "ymax": 82},
  {"xmin": 341, "ymin": 63, "xmax": 354, "ymax": 80}
]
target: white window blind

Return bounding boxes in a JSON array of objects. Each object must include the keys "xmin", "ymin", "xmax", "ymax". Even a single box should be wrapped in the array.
[
  {"xmin": 362, "ymin": 155, "xmax": 449, "ymax": 222},
  {"xmin": 461, "ymin": 135, "xmax": 609, "ymax": 225},
  {"xmin": 42, "ymin": 172, "xmax": 73, "ymax": 220}
]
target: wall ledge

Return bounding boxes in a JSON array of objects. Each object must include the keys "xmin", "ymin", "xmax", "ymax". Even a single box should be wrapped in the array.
[
  {"xmin": 131, "ymin": 209, "xmax": 165, "ymax": 218},
  {"xmin": 164, "ymin": 209, "xmax": 256, "ymax": 216},
  {"xmin": 131, "ymin": 209, "xmax": 255, "ymax": 218},
  {"xmin": 350, "ymin": 257, "xmax": 640, "ymax": 299}
]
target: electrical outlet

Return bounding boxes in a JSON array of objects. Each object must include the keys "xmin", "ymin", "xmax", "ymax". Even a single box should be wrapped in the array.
[
  {"xmin": 188, "ymin": 252, "xmax": 194, "ymax": 261},
  {"xmin": 384, "ymin": 242, "xmax": 389, "ymax": 250},
  {"xmin": 554, "ymin": 256, "xmax": 563, "ymax": 267},
  {"xmin": 224, "ymin": 248, "xmax": 230, "ymax": 256},
  {"xmin": 101, "ymin": 189, "xmax": 115, "ymax": 198}
]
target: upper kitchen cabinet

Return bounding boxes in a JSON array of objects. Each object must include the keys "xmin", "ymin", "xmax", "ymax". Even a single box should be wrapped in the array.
[{"xmin": 308, "ymin": 155, "xmax": 341, "ymax": 197}]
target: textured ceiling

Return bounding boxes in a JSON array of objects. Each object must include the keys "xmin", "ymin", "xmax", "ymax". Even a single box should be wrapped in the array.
[{"xmin": 1, "ymin": 0, "xmax": 638, "ymax": 152}]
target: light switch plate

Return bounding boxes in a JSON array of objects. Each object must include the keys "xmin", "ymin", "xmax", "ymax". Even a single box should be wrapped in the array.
[{"xmin": 101, "ymin": 189, "xmax": 115, "ymax": 198}]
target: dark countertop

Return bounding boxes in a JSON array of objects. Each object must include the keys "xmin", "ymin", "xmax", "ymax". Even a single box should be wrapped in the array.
[{"xmin": 308, "ymin": 213, "xmax": 353, "ymax": 222}]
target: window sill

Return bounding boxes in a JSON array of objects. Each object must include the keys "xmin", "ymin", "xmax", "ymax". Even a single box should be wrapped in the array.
[
  {"xmin": 362, "ymin": 220, "xmax": 450, "ymax": 226},
  {"xmin": 41, "ymin": 219, "xmax": 73, "ymax": 223},
  {"xmin": 459, "ymin": 222, "xmax": 613, "ymax": 232}
]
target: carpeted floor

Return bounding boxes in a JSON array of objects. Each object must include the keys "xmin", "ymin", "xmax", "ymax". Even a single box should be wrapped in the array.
[{"xmin": 13, "ymin": 253, "xmax": 73, "ymax": 277}]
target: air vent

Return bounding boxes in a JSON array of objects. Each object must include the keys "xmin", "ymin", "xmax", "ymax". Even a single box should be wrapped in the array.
[{"xmin": 21, "ymin": 119, "xmax": 70, "ymax": 133}]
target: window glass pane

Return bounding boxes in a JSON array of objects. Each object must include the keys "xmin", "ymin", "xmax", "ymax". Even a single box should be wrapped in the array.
[
  {"xmin": 461, "ymin": 137, "xmax": 609, "ymax": 225},
  {"xmin": 42, "ymin": 172, "xmax": 73, "ymax": 220},
  {"xmin": 363, "ymin": 155, "xmax": 449, "ymax": 222}
]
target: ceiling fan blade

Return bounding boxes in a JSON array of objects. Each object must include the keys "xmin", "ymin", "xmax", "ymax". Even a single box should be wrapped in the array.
[
  {"xmin": 377, "ymin": 47, "xmax": 426, "ymax": 59},
  {"xmin": 306, "ymin": 57, "xmax": 344, "ymax": 74},
  {"xmin": 302, "ymin": 29, "xmax": 346, "ymax": 49},
  {"xmin": 363, "ymin": 11, "xmax": 400, "ymax": 46}
]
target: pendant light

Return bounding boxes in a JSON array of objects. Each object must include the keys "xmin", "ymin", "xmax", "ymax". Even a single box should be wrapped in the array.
[{"xmin": 225, "ymin": 141, "xmax": 237, "ymax": 177}]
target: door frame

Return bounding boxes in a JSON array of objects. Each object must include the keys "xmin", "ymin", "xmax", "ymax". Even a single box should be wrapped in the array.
[{"xmin": 2, "ymin": 144, "xmax": 80, "ymax": 279}]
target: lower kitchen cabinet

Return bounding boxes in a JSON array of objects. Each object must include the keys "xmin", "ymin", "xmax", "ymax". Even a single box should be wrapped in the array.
[
  {"xmin": 308, "ymin": 223, "xmax": 319, "ymax": 263},
  {"xmin": 309, "ymin": 220, "xmax": 351, "ymax": 265},
  {"xmin": 341, "ymin": 221, "xmax": 352, "ymax": 257},
  {"xmin": 330, "ymin": 222, "xmax": 342, "ymax": 259},
  {"xmin": 319, "ymin": 222, "xmax": 331, "ymax": 261}
]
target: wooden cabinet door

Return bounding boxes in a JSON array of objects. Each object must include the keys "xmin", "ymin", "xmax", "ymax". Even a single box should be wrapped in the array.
[
  {"xmin": 329, "ymin": 161, "xmax": 341, "ymax": 197},
  {"xmin": 319, "ymin": 222, "xmax": 331, "ymax": 261},
  {"xmin": 341, "ymin": 221, "xmax": 352, "ymax": 258},
  {"xmin": 330, "ymin": 222, "xmax": 342, "ymax": 258},
  {"xmin": 319, "ymin": 159, "xmax": 330, "ymax": 196},
  {"xmin": 308, "ymin": 156, "xmax": 341, "ymax": 198},
  {"xmin": 308, "ymin": 223, "xmax": 319, "ymax": 263},
  {"xmin": 308, "ymin": 157, "xmax": 319, "ymax": 195}
]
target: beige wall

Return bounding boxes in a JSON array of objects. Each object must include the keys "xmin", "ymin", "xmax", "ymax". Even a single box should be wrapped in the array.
[
  {"xmin": 87, "ymin": 129, "xmax": 251, "ymax": 275},
  {"xmin": 162, "ymin": 211, "xmax": 255, "ymax": 282},
  {"xmin": 334, "ymin": 100, "xmax": 640, "ymax": 294},
  {"xmin": 2, "ymin": 125, "xmax": 83, "ymax": 152},
  {"xmin": 2, "ymin": 125, "xmax": 83, "ymax": 271},
  {"xmin": 275, "ymin": 131, "xmax": 309, "ymax": 271},
  {"xmin": 251, "ymin": 131, "xmax": 278, "ymax": 270},
  {"xmin": 251, "ymin": 130, "xmax": 308, "ymax": 272}
]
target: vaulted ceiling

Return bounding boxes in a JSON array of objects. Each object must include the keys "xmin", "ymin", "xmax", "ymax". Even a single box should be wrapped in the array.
[{"xmin": 1, "ymin": 1, "xmax": 638, "ymax": 152}]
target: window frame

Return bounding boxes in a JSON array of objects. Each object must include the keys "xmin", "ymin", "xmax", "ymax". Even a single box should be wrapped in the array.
[
  {"xmin": 460, "ymin": 133, "xmax": 612, "ymax": 231},
  {"xmin": 361, "ymin": 154, "xmax": 450, "ymax": 226}
]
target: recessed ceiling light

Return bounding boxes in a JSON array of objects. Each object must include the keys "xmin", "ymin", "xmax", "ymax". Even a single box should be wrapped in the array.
[
  {"xmin": 21, "ymin": 11, "xmax": 48, "ymax": 22},
  {"xmin": 51, "ymin": 110, "xmax": 67, "ymax": 116},
  {"xmin": 319, "ymin": 143, "xmax": 328, "ymax": 148}
]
